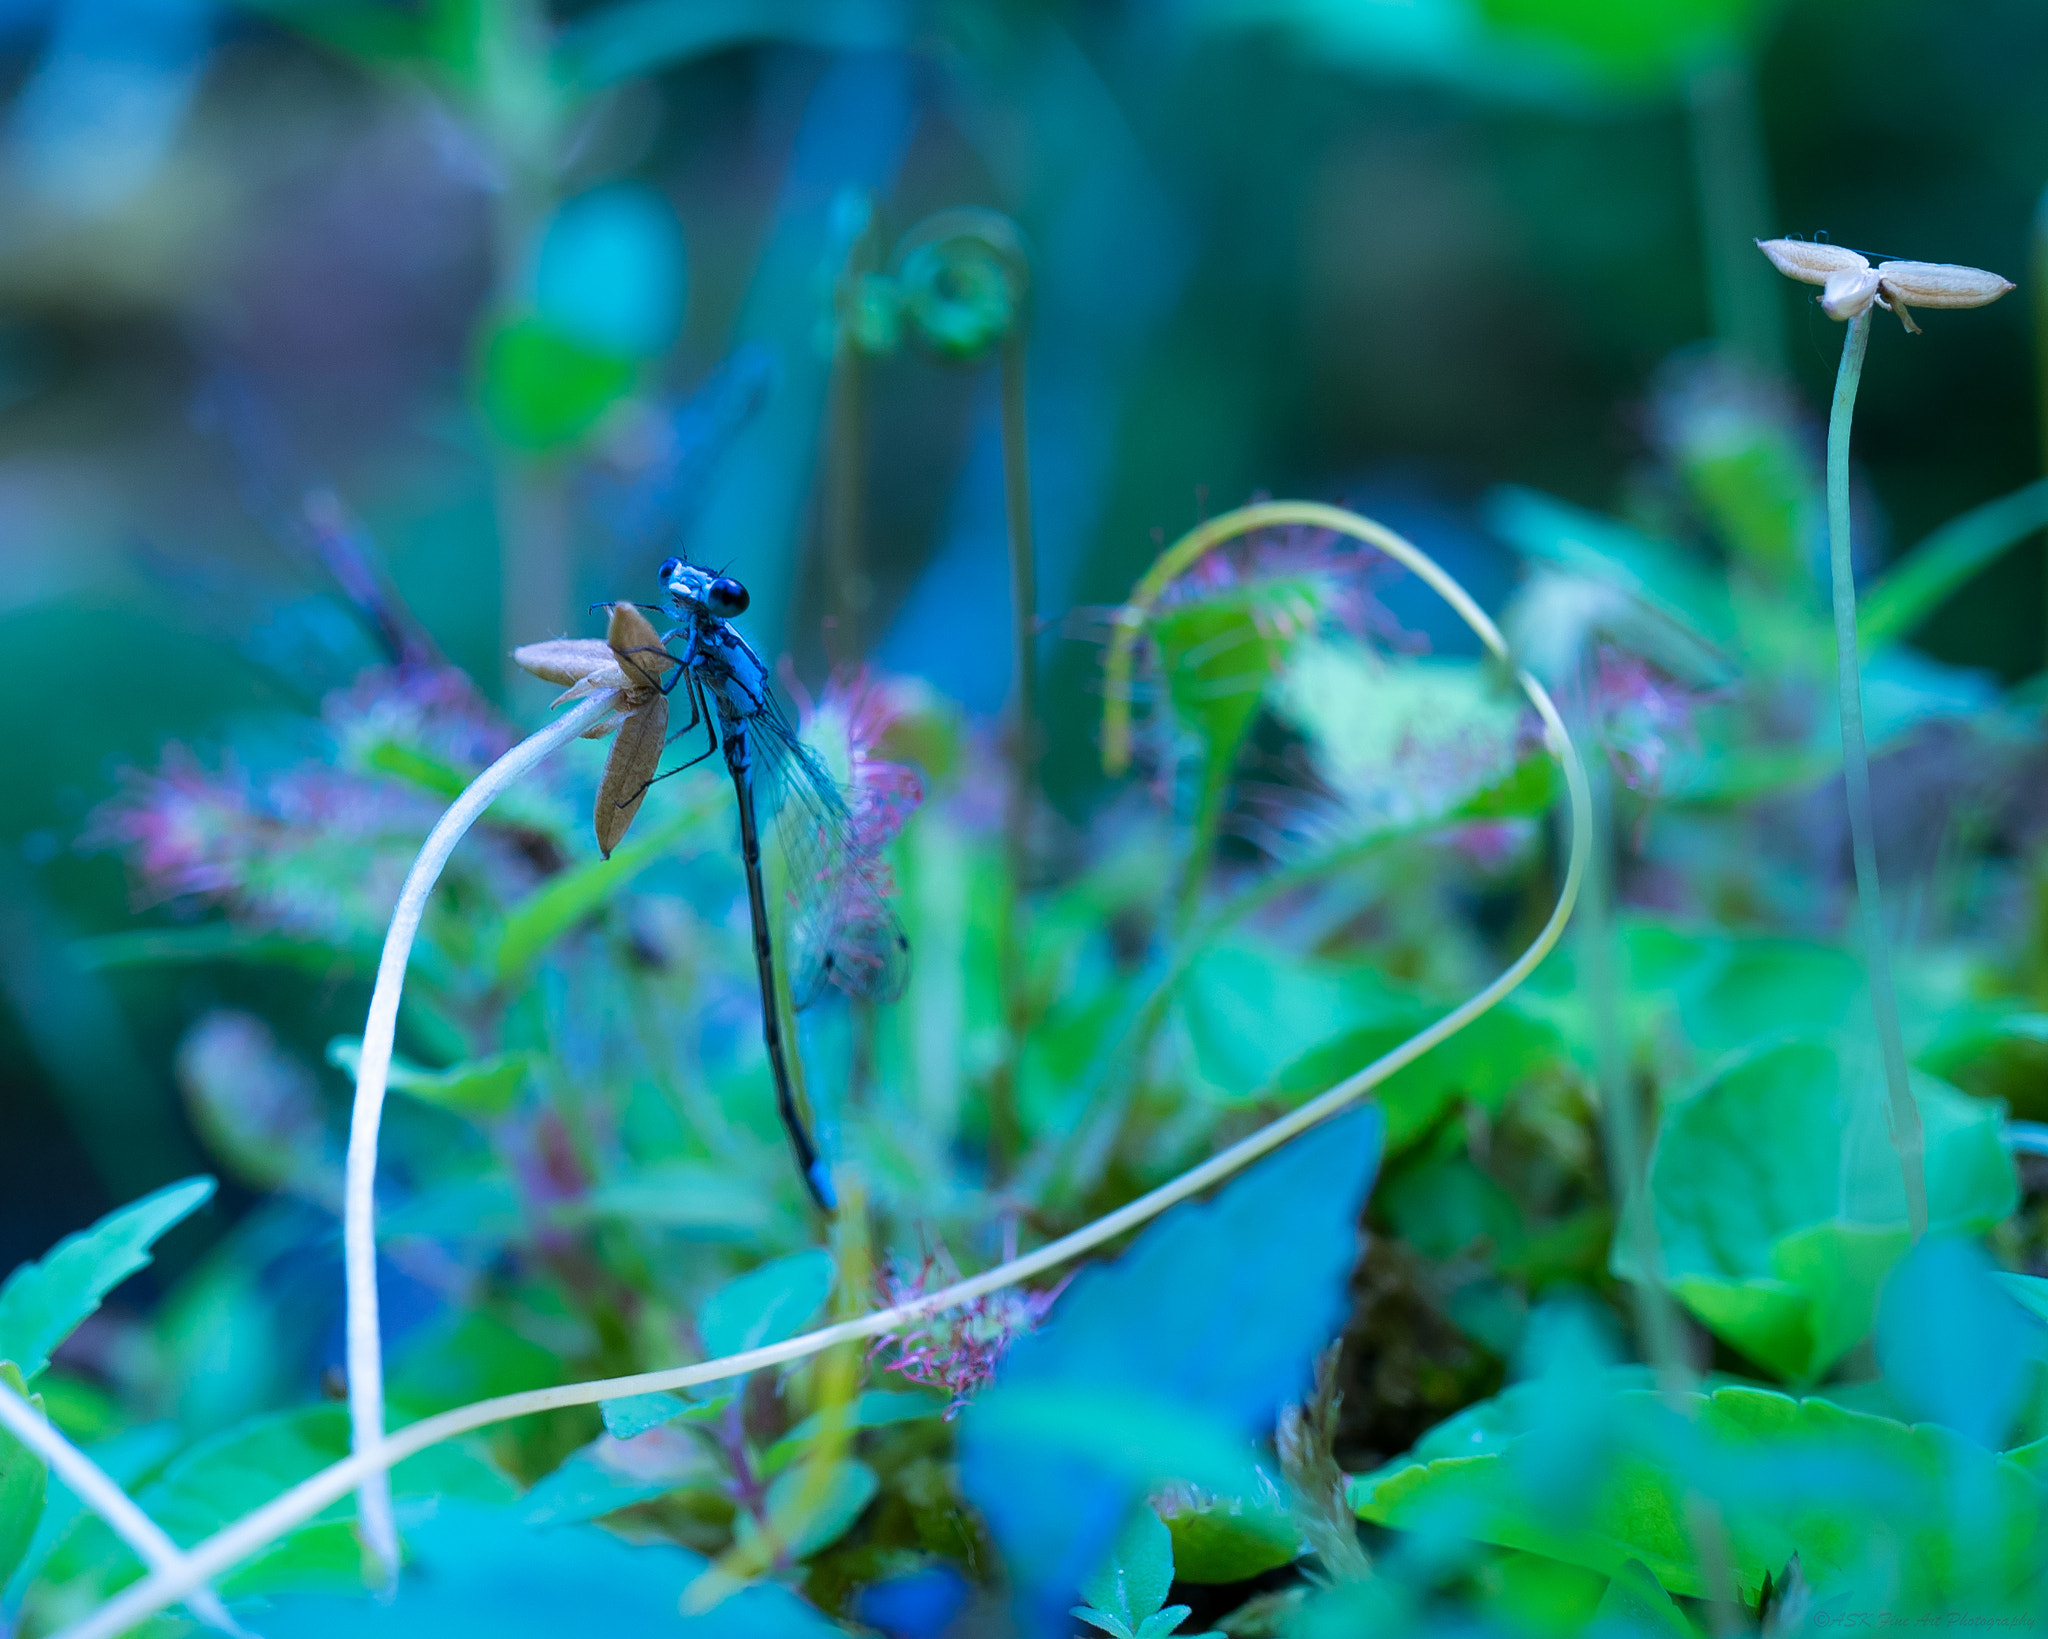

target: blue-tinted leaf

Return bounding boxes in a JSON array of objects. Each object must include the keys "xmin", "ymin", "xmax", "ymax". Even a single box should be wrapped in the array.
[
  {"xmin": 1877, "ymin": 1236, "xmax": 2039, "ymax": 1447},
  {"xmin": 601, "ymin": 1391, "xmax": 692, "ymax": 1440},
  {"xmin": 962, "ymin": 1109, "xmax": 1383, "ymax": 1636},
  {"xmin": 1000, "ymin": 1109, "xmax": 1383, "ymax": 1420},
  {"xmin": 0, "ymin": 1177, "xmax": 215, "ymax": 1381},
  {"xmin": 850, "ymin": 1564, "xmax": 971, "ymax": 1639},
  {"xmin": 1995, "ymin": 1272, "xmax": 2048, "ymax": 1330},
  {"xmin": 521, "ymin": 1442, "xmax": 713, "ymax": 1528},
  {"xmin": 252, "ymin": 1501, "xmax": 847, "ymax": 1636}
]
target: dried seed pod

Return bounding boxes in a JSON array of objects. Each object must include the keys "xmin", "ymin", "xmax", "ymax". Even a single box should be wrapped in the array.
[
  {"xmin": 1757, "ymin": 238, "xmax": 1869, "ymax": 286},
  {"xmin": 604, "ymin": 601, "xmax": 677, "ymax": 692},
  {"xmin": 596, "ymin": 689, "xmax": 669, "ymax": 857},
  {"xmin": 1873, "ymin": 259, "xmax": 2015, "ymax": 311},
  {"xmin": 1820, "ymin": 266, "xmax": 1883, "ymax": 322},
  {"xmin": 1875, "ymin": 259, "xmax": 2015, "ymax": 331},
  {"xmin": 514, "ymin": 638, "xmax": 617, "ymax": 687}
]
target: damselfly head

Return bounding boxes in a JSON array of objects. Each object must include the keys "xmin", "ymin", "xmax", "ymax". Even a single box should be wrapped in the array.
[{"xmin": 659, "ymin": 554, "xmax": 751, "ymax": 622}]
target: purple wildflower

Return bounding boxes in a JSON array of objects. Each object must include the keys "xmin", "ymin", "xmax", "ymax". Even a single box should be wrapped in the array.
[
  {"xmin": 869, "ymin": 1253, "xmax": 1063, "ymax": 1417},
  {"xmin": 84, "ymin": 664, "xmax": 549, "ymax": 943}
]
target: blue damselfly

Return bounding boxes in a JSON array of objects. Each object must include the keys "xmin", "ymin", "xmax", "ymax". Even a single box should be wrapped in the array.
[{"xmin": 624, "ymin": 554, "xmax": 911, "ymax": 1210}]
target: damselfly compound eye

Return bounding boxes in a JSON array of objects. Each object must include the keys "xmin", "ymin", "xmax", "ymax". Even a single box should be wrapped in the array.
[
  {"xmin": 657, "ymin": 556, "xmax": 683, "ymax": 584},
  {"xmin": 707, "ymin": 576, "xmax": 750, "ymax": 618}
]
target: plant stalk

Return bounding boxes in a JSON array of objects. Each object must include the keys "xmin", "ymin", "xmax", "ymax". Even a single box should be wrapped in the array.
[
  {"xmin": 989, "ymin": 331, "xmax": 1038, "ymax": 1178},
  {"xmin": 1825, "ymin": 308, "xmax": 1928, "ymax": 1238},
  {"xmin": 343, "ymin": 690, "xmax": 618, "ymax": 1579}
]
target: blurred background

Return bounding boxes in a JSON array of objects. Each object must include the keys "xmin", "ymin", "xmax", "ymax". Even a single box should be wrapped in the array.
[{"xmin": 2, "ymin": 0, "xmax": 2043, "ymax": 1292}]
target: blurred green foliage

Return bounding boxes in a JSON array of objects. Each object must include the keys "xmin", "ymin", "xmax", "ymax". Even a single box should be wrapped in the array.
[{"xmin": 6, "ymin": 0, "xmax": 2048, "ymax": 1633}]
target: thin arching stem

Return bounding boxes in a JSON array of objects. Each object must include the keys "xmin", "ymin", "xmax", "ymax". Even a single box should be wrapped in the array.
[
  {"xmin": 343, "ymin": 689, "xmax": 619, "ymax": 1578},
  {"xmin": 1825, "ymin": 308, "xmax": 1928, "ymax": 1239},
  {"xmin": 989, "ymin": 330, "xmax": 1037, "ymax": 1179},
  {"xmin": 60, "ymin": 507, "xmax": 1589, "ymax": 1639},
  {"xmin": 0, "ymin": 1381, "xmax": 240, "ymax": 1633}
]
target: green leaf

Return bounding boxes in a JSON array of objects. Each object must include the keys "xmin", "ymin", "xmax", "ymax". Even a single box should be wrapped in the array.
[
  {"xmin": 0, "ymin": 1177, "xmax": 215, "ymax": 1382},
  {"xmin": 1177, "ymin": 938, "xmax": 1409, "ymax": 1102},
  {"xmin": 759, "ymin": 1390, "xmax": 944, "ymax": 1476},
  {"xmin": 600, "ymin": 1390, "xmax": 732, "ymax": 1441},
  {"xmin": 1156, "ymin": 1473, "xmax": 1300, "ymax": 1585},
  {"xmin": 1624, "ymin": 1040, "xmax": 2016, "ymax": 1381},
  {"xmin": 326, "ymin": 1040, "xmax": 530, "ymax": 1118},
  {"xmin": 385, "ymin": 1310, "xmax": 566, "ymax": 1421},
  {"xmin": 71, "ymin": 926, "xmax": 373, "ymax": 978},
  {"xmin": 362, "ymin": 738, "xmax": 474, "ymax": 798},
  {"xmin": 698, "ymin": 1250, "xmax": 835, "ymax": 1364},
  {"xmin": 1593, "ymin": 1558, "xmax": 1693, "ymax": 1638},
  {"xmin": 733, "ymin": 1457, "xmax": 879, "ymax": 1562},
  {"xmin": 1859, "ymin": 478, "xmax": 2048, "ymax": 652},
  {"xmin": 0, "ymin": 1362, "xmax": 48, "ymax": 1588},
  {"xmin": 493, "ymin": 797, "xmax": 712, "ymax": 984},
  {"xmin": 1080, "ymin": 1502, "xmax": 1176, "ymax": 1628},
  {"xmin": 52, "ymin": 1406, "xmax": 515, "ymax": 1605},
  {"xmin": 1352, "ymin": 1385, "xmax": 2048, "ymax": 1605},
  {"xmin": 1278, "ymin": 1000, "xmax": 1562, "ymax": 1150}
]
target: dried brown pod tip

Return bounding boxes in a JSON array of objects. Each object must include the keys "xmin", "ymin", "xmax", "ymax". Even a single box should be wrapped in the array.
[
  {"xmin": 1756, "ymin": 237, "xmax": 2014, "ymax": 334},
  {"xmin": 513, "ymin": 603, "xmax": 681, "ymax": 856}
]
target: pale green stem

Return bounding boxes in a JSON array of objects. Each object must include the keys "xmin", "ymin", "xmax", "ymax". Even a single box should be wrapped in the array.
[
  {"xmin": 58, "ymin": 669, "xmax": 1590, "ymax": 1639},
  {"xmin": 344, "ymin": 690, "xmax": 620, "ymax": 1580},
  {"xmin": 989, "ymin": 332, "xmax": 1037, "ymax": 1179},
  {"xmin": 0, "ymin": 1379, "xmax": 240, "ymax": 1634},
  {"xmin": 1826, "ymin": 308, "xmax": 1928, "ymax": 1238}
]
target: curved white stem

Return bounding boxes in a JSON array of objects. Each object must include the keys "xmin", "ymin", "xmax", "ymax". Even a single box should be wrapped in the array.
[
  {"xmin": 61, "ymin": 505, "xmax": 1589, "ymax": 1639},
  {"xmin": 343, "ymin": 691, "xmax": 619, "ymax": 1578},
  {"xmin": 0, "ymin": 1380, "xmax": 240, "ymax": 1634},
  {"xmin": 55, "ymin": 696, "xmax": 1587, "ymax": 1639}
]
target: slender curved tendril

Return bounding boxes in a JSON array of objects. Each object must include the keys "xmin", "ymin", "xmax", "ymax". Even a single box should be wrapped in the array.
[
  {"xmin": 885, "ymin": 206, "xmax": 1038, "ymax": 1180},
  {"xmin": 343, "ymin": 690, "xmax": 621, "ymax": 1579},
  {"xmin": 59, "ymin": 505, "xmax": 1586, "ymax": 1639},
  {"xmin": 0, "ymin": 1379, "xmax": 240, "ymax": 1634}
]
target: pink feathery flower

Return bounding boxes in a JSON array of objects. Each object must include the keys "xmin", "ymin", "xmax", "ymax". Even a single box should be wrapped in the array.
[
  {"xmin": 869, "ymin": 1253, "xmax": 1064, "ymax": 1417},
  {"xmin": 799, "ymin": 666, "xmax": 926, "ymax": 855},
  {"xmin": 84, "ymin": 746, "xmax": 265, "ymax": 907}
]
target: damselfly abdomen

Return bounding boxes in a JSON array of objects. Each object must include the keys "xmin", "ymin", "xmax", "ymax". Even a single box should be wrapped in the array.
[{"xmin": 637, "ymin": 554, "xmax": 910, "ymax": 1210}]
